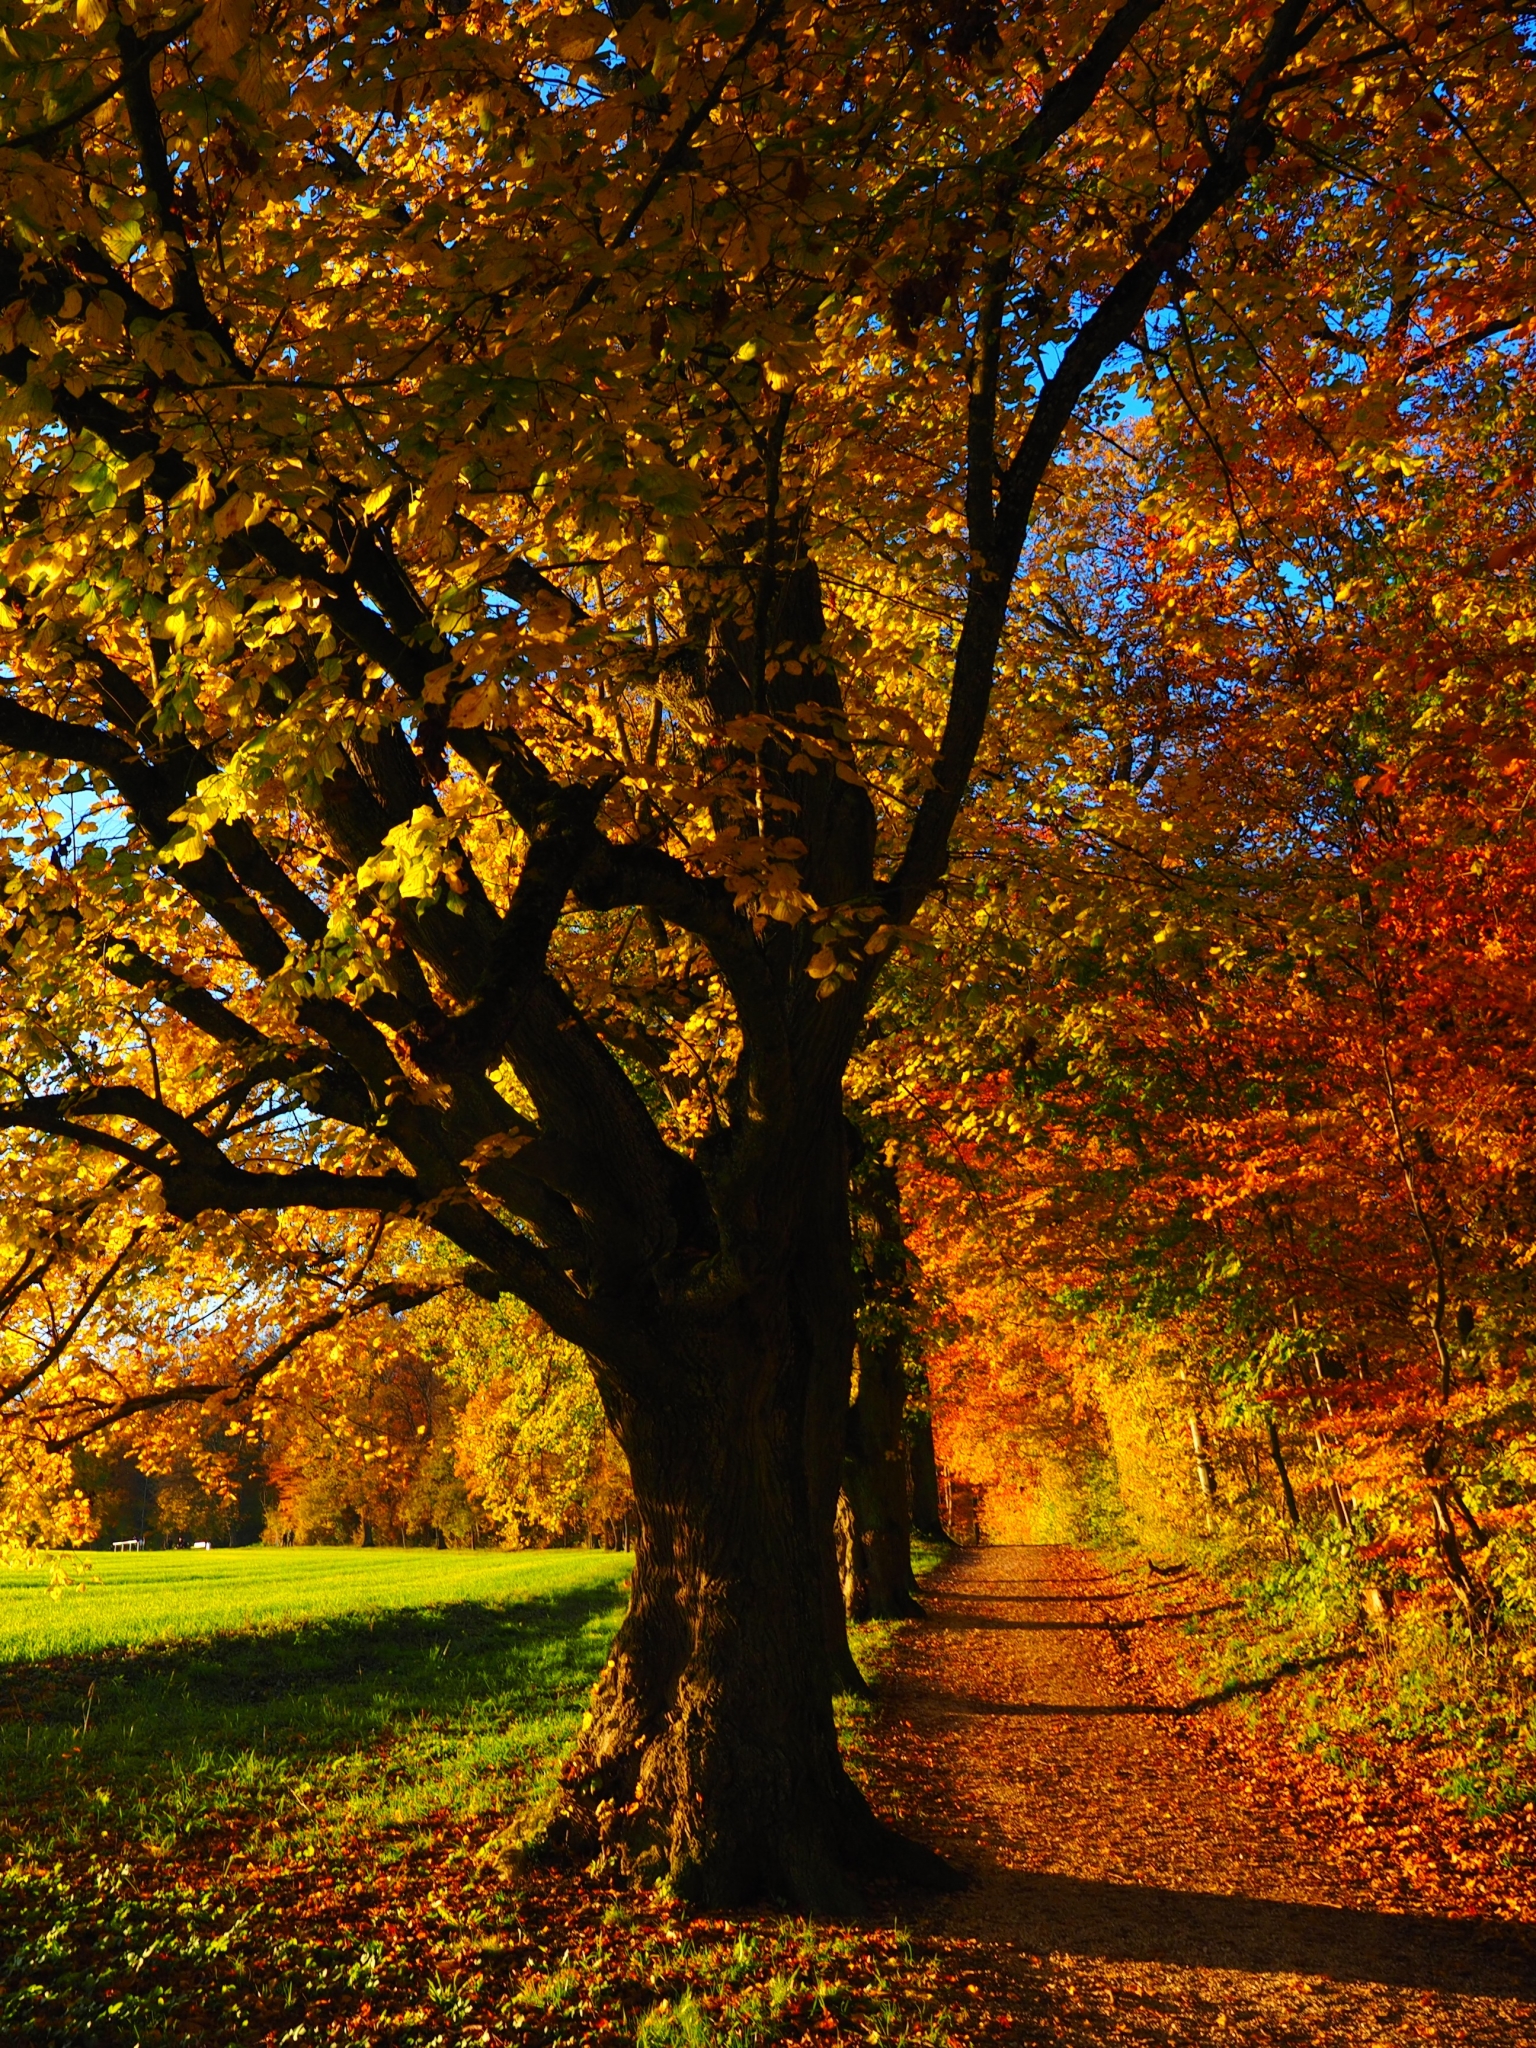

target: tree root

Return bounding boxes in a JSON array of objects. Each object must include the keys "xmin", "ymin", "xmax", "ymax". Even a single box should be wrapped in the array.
[{"xmin": 485, "ymin": 1757, "xmax": 965, "ymax": 1912}]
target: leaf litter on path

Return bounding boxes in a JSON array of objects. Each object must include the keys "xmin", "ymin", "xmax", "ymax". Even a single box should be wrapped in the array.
[{"xmin": 867, "ymin": 1542, "xmax": 1536, "ymax": 2045}]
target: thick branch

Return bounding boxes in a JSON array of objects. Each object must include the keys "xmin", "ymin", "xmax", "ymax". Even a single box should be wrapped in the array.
[
  {"xmin": 0, "ymin": 692, "xmax": 295, "ymax": 975},
  {"xmin": 0, "ymin": 1088, "xmax": 413, "ymax": 1208},
  {"xmin": 891, "ymin": 0, "xmax": 1310, "ymax": 914},
  {"xmin": 100, "ymin": 934, "xmax": 270, "ymax": 1049},
  {"xmin": 1003, "ymin": 0, "xmax": 1168, "ymax": 172},
  {"xmin": 450, "ymin": 725, "xmax": 795, "ymax": 1115},
  {"xmin": 0, "ymin": 11, "xmax": 198, "ymax": 154},
  {"xmin": 117, "ymin": 17, "xmax": 228, "ymax": 339}
]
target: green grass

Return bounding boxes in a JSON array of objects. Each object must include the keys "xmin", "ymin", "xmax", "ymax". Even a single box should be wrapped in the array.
[
  {"xmin": 1, "ymin": 1548, "xmax": 631, "ymax": 1858},
  {"xmin": 2, "ymin": 1549, "xmax": 633, "ymax": 2043},
  {"xmin": 0, "ymin": 1543, "xmax": 625, "ymax": 1661},
  {"xmin": 909, "ymin": 1536, "xmax": 954, "ymax": 1584}
]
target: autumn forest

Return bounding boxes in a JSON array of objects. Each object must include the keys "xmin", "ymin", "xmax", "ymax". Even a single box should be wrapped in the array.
[{"xmin": 3, "ymin": 0, "xmax": 1536, "ymax": 2041}]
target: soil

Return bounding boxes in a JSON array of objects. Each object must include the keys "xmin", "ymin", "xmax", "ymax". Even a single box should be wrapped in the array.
[{"xmin": 872, "ymin": 1543, "xmax": 1536, "ymax": 2045}]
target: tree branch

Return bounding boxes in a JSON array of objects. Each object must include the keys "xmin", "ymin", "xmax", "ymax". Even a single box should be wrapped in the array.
[
  {"xmin": 0, "ymin": 11, "xmax": 198, "ymax": 154},
  {"xmin": 890, "ymin": 0, "xmax": 1314, "ymax": 915},
  {"xmin": 35, "ymin": 1277, "xmax": 452, "ymax": 1451}
]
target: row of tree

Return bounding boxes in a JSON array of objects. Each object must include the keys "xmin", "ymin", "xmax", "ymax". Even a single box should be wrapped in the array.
[
  {"xmin": 874, "ymin": 325, "xmax": 1536, "ymax": 1640},
  {"xmin": 54, "ymin": 1291, "xmax": 633, "ymax": 1553}
]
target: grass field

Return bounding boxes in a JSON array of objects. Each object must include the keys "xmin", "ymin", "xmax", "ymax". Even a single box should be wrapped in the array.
[
  {"xmin": 0, "ymin": 1543, "xmax": 626, "ymax": 1661},
  {"xmin": 1, "ymin": 1547, "xmax": 631, "ymax": 1857},
  {"xmin": 3, "ymin": 1548, "xmax": 632, "ymax": 2043},
  {"xmin": 0, "ymin": 1544, "xmax": 966, "ymax": 2046}
]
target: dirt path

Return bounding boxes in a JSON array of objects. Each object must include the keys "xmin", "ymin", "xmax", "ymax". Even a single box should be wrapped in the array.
[{"xmin": 874, "ymin": 1544, "xmax": 1536, "ymax": 2046}]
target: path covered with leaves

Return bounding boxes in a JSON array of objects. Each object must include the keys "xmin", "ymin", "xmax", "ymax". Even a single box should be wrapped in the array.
[{"xmin": 872, "ymin": 1546, "xmax": 1536, "ymax": 2045}]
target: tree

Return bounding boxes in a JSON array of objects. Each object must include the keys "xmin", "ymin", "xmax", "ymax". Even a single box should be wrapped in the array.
[
  {"xmin": 261, "ymin": 1295, "xmax": 462, "ymax": 1547},
  {"xmin": 446, "ymin": 1296, "xmax": 635, "ymax": 1548},
  {"xmin": 838, "ymin": 1122, "xmax": 924, "ymax": 1621},
  {"xmin": 864, "ymin": 280, "xmax": 1536, "ymax": 1605},
  {"xmin": 1, "ymin": 0, "xmax": 1530, "ymax": 1903}
]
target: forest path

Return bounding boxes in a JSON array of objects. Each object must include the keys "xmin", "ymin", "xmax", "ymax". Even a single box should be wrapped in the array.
[{"xmin": 873, "ymin": 1544, "xmax": 1536, "ymax": 2046}]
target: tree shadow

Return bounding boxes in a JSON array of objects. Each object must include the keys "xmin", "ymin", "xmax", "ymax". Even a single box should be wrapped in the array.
[
  {"xmin": 926, "ymin": 1605, "xmax": 1236, "ymax": 1634},
  {"xmin": 3, "ymin": 1578, "xmax": 626, "ymax": 1727},
  {"xmin": 938, "ymin": 1865, "xmax": 1536, "ymax": 1997},
  {"xmin": 936, "ymin": 1590, "xmax": 1138, "ymax": 1606},
  {"xmin": 906, "ymin": 1650, "xmax": 1362, "ymax": 1719}
]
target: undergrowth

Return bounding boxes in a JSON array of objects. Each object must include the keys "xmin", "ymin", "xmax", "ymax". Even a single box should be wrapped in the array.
[
  {"xmin": 1101, "ymin": 1507, "xmax": 1536, "ymax": 1819},
  {"xmin": 1187, "ymin": 1532, "xmax": 1536, "ymax": 1818}
]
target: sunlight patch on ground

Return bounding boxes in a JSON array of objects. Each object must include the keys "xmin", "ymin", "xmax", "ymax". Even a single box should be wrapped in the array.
[{"xmin": 0, "ymin": 1545, "xmax": 630, "ymax": 1660}]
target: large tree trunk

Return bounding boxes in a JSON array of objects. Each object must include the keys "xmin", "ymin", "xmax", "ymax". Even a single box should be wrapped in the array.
[
  {"xmin": 907, "ymin": 1407, "xmax": 949, "ymax": 1542},
  {"xmin": 537, "ymin": 1106, "xmax": 948, "ymax": 1908},
  {"xmin": 841, "ymin": 1142, "xmax": 923, "ymax": 1617},
  {"xmin": 550, "ymin": 1308, "xmax": 947, "ymax": 1908}
]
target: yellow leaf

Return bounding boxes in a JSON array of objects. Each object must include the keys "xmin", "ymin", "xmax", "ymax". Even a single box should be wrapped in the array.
[
  {"xmin": 547, "ymin": 10, "xmax": 605, "ymax": 61},
  {"xmin": 197, "ymin": 0, "xmax": 251, "ymax": 70},
  {"xmin": 213, "ymin": 492, "xmax": 254, "ymax": 538}
]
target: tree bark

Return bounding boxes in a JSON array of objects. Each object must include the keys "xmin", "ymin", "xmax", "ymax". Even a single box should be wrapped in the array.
[
  {"xmin": 843, "ymin": 1347, "xmax": 923, "ymax": 1617},
  {"xmin": 842, "ymin": 1143, "xmax": 923, "ymax": 1616},
  {"xmin": 548, "ymin": 1293, "xmax": 950, "ymax": 1908},
  {"xmin": 907, "ymin": 1409, "xmax": 949, "ymax": 1543},
  {"xmin": 835, "ymin": 1489, "xmax": 870, "ymax": 1623},
  {"xmin": 1265, "ymin": 1412, "xmax": 1302, "ymax": 1527},
  {"xmin": 1329, "ymin": 1478, "xmax": 1356, "ymax": 1535},
  {"xmin": 1428, "ymin": 1484, "xmax": 1499, "ymax": 1637},
  {"xmin": 1188, "ymin": 1411, "xmax": 1219, "ymax": 1517}
]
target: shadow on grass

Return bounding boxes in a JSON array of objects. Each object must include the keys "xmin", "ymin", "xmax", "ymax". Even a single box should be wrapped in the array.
[
  {"xmin": 0, "ymin": 1578, "xmax": 628, "ymax": 1846},
  {"xmin": 3, "ymin": 1576, "xmax": 626, "ymax": 1716}
]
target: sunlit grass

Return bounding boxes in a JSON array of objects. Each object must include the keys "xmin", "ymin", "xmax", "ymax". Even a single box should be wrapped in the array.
[
  {"xmin": 0, "ymin": 1542, "xmax": 625, "ymax": 1660},
  {"xmin": 0, "ymin": 1549, "xmax": 631, "ymax": 1863}
]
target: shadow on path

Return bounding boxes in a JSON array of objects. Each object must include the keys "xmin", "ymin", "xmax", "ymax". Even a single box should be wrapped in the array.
[
  {"xmin": 938, "ymin": 1589, "xmax": 1138, "ymax": 1606},
  {"xmin": 968, "ymin": 1866, "xmax": 1536, "ymax": 1997},
  {"xmin": 912, "ymin": 1648, "xmax": 1362, "ymax": 1721},
  {"xmin": 926, "ymin": 1605, "xmax": 1236, "ymax": 1634},
  {"xmin": 878, "ymin": 1547, "xmax": 1535, "ymax": 2043}
]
